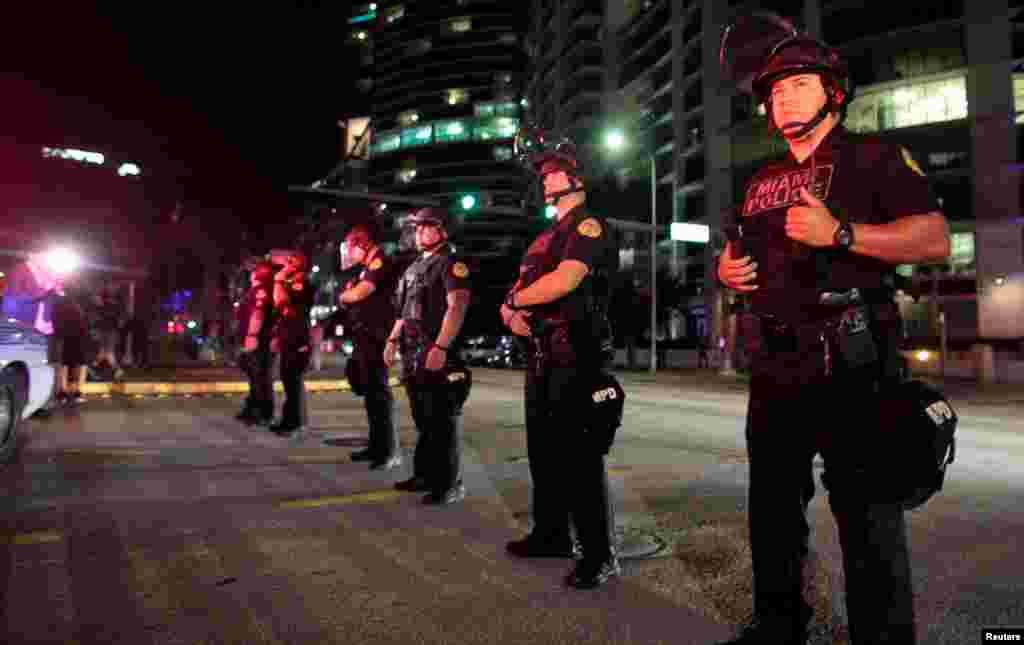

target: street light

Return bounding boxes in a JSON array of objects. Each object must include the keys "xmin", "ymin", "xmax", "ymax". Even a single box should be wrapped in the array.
[
  {"xmin": 604, "ymin": 129, "xmax": 658, "ymax": 373},
  {"xmin": 43, "ymin": 247, "xmax": 81, "ymax": 277}
]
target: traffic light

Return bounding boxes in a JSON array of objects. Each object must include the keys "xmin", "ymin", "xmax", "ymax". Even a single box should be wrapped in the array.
[
  {"xmin": 544, "ymin": 205, "xmax": 558, "ymax": 219},
  {"xmin": 458, "ymin": 193, "xmax": 479, "ymax": 212}
]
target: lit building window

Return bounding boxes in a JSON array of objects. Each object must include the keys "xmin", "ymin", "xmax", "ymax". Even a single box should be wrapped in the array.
[
  {"xmin": 435, "ymin": 120, "xmax": 471, "ymax": 144},
  {"xmin": 407, "ymin": 38, "xmax": 432, "ymax": 55},
  {"xmin": 384, "ymin": 5, "xmax": 405, "ymax": 23},
  {"xmin": 398, "ymin": 110, "xmax": 421, "ymax": 127},
  {"xmin": 446, "ymin": 17, "xmax": 472, "ymax": 34},
  {"xmin": 845, "ymin": 74, "xmax": 968, "ymax": 134},
  {"xmin": 494, "ymin": 72, "xmax": 514, "ymax": 85},
  {"xmin": 474, "ymin": 117, "xmax": 519, "ymax": 141},
  {"xmin": 949, "ymin": 232, "xmax": 975, "ymax": 268},
  {"xmin": 499, "ymin": 33, "xmax": 518, "ymax": 45},
  {"xmin": 397, "ymin": 160, "xmax": 418, "ymax": 184},
  {"xmin": 444, "ymin": 88, "xmax": 469, "ymax": 106},
  {"xmin": 493, "ymin": 146, "xmax": 514, "ymax": 161},
  {"xmin": 494, "ymin": 101, "xmax": 519, "ymax": 117},
  {"xmin": 352, "ymin": 30, "xmax": 370, "ymax": 44},
  {"xmin": 401, "ymin": 125, "xmax": 434, "ymax": 147},
  {"xmin": 371, "ymin": 131, "xmax": 401, "ymax": 155}
]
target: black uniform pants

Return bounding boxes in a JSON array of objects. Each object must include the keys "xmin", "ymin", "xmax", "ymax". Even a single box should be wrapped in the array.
[
  {"xmin": 404, "ymin": 358, "xmax": 464, "ymax": 494},
  {"xmin": 525, "ymin": 364, "xmax": 614, "ymax": 562},
  {"xmin": 278, "ymin": 346, "xmax": 311, "ymax": 428},
  {"xmin": 240, "ymin": 348, "xmax": 274, "ymax": 420},
  {"xmin": 745, "ymin": 371, "xmax": 915, "ymax": 644},
  {"xmin": 352, "ymin": 336, "xmax": 398, "ymax": 460}
]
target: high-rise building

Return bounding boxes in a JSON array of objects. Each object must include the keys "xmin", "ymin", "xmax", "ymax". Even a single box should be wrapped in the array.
[{"xmin": 339, "ymin": 1, "xmax": 532, "ymax": 264}]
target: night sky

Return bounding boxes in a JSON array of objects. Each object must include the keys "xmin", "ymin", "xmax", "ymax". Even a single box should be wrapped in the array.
[{"xmin": 7, "ymin": 4, "xmax": 359, "ymax": 244}]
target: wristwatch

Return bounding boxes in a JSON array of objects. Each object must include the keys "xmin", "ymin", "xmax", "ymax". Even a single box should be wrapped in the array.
[{"xmin": 833, "ymin": 219, "xmax": 854, "ymax": 250}]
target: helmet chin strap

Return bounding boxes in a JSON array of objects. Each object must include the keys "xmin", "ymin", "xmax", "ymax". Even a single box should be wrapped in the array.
[
  {"xmin": 420, "ymin": 229, "xmax": 447, "ymax": 253},
  {"xmin": 542, "ymin": 174, "xmax": 583, "ymax": 206},
  {"xmin": 774, "ymin": 93, "xmax": 836, "ymax": 141}
]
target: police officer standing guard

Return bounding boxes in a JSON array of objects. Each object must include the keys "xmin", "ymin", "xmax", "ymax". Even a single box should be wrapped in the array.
[
  {"xmin": 337, "ymin": 218, "xmax": 407, "ymax": 470},
  {"xmin": 716, "ymin": 15, "xmax": 951, "ymax": 644},
  {"xmin": 502, "ymin": 126, "xmax": 622, "ymax": 590},
  {"xmin": 384, "ymin": 207, "xmax": 472, "ymax": 505},
  {"xmin": 235, "ymin": 261, "xmax": 275, "ymax": 426},
  {"xmin": 269, "ymin": 250, "xmax": 315, "ymax": 437}
]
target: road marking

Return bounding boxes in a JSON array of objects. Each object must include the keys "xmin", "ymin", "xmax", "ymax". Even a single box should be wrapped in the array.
[
  {"xmin": 61, "ymin": 448, "xmax": 154, "ymax": 458},
  {"xmin": 10, "ymin": 531, "xmax": 64, "ymax": 545},
  {"xmin": 279, "ymin": 490, "xmax": 402, "ymax": 509}
]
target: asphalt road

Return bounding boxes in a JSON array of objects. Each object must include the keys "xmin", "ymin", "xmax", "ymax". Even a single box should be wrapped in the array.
[{"xmin": 1, "ymin": 369, "xmax": 1021, "ymax": 644}]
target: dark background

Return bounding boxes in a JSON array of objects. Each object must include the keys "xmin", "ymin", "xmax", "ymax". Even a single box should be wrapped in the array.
[{"xmin": 5, "ymin": 4, "xmax": 361, "ymax": 248}]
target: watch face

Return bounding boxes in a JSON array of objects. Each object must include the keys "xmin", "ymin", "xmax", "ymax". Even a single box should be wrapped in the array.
[{"xmin": 836, "ymin": 225, "xmax": 852, "ymax": 247}]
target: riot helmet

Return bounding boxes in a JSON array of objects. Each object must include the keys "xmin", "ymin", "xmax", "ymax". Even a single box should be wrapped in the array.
[
  {"xmin": 408, "ymin": 207, "xmax": 452, "ymax": 253},
  {"xmin": 877, "ymin": 379, "xmax": 958, "ymax": 510},
  {"xmin": 514, "ymin": 123, "xmax": 584, "ymax": 205},
  {"xmin": 721, "ymin": 13, "xmax": 851, "ymax": 139},
  {"xmin": 341, "ymin": 218, "xmax": 383, "ymax": 270},
  {"xmin": 250, "ymin": 261, "xmax": 274, "ymax": 286}
]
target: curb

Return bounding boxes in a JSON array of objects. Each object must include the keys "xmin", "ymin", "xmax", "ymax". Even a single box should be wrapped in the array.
[{"xmin": 80, "ymin": 377, "xmax": 403, "ymax": 397}]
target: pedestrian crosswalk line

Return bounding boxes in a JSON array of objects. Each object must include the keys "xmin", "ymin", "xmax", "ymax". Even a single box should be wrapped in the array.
[
  {"xmin": 279, "ymin": 490, "xmax": 402, "ymax": 509},
  {"xmin": 10, "ymin": 531, "xmax": 64, "ymax": 545}
]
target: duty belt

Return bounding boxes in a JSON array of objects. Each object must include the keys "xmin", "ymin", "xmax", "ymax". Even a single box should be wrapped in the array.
[
  {"xmin": 757, "ymin": 287, "xmax": 893, "ymax": 376},
  {"xmin": 527, "ymin": 317, "xmax": 570, "ymax": 368}
]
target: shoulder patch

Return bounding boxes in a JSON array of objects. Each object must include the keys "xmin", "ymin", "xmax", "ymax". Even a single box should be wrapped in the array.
[
  {"xmin": 369, "ymin": 258, "xmax": 383, "ymax": 271},
  {"xmin": 900, "ymin": 147, "xmax": 925, "ymax": 177},
  {"xmin": 452, "ymin": 261, "xmax": 469, "ymax": 279},
  {"xmin": 577, "ymin": 218, "xmax": 603, "ymax": 239}
]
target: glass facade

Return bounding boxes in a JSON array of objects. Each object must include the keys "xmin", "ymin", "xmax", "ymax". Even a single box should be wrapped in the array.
[
  {"xmin": 372, "ymin": 116, "xmax": 519, "ymax": 154},
  {"xmin": 845, "ymin": 73, "xmax": 968, "ymax": 133}
]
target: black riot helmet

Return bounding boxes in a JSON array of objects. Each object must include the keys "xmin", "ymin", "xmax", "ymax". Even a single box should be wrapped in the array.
[
  {"xmin": 408, "ymin": 206, "xmax": 453, "ymax": 230},
  {"xmin": 877, "ymin": 379, "xmax": 958, "ymax": 510},
  {"xmin": 720, "ymin": 12, "xmax": 852, "ymax": 139},
  {"xmin": 514, "ymin": 123, "xmax": 584, "ymax": 205}
]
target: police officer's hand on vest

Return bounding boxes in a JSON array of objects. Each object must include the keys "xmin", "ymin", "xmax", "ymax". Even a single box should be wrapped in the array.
[
  {"xmin": 717, "ymin": 242, "xmax": 759, "ymax": 292},
  {"xmin": 383, "ymin": 340, "xmax": 397, "ymax": 368},
  {"xmin": 785, "ymin": 186, "xmax": 840, "ymax": 248},
  {"xmin": 243, "ymin": 336, "xmax": 257, "ymax": 352},
  {"xmin": 501, "ymin": 304, "xmax": 531, "ymax": 337},
  {"xmin": 425, "ymin": 345, "xmax": 446, "ymax": 371}
]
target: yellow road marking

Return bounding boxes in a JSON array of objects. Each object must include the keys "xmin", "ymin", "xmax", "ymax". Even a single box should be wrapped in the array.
[
  {"xmin": 61, "ymin": 448, "xmax": 154, "ymax": 458},
  {"xmin": 279, "ymin": 490, "xmax": 402, "ymax": 509},
  {"xmin": 287, "ymin": 455, "xmax": 352, "ymax": 464},
  {"xmin": 11, "ymin": 531, "xmax": 63, "ymax": 545}
]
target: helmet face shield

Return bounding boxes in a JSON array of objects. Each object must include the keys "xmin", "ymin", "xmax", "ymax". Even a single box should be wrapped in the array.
[{"xmin": 719, "ymin": 12, "xmax": 798, "ymax": 96}]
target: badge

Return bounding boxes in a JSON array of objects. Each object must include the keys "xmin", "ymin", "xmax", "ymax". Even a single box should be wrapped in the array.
[
  {"xmin": 577, "ymin": 218, "xmax": 603, "ymax": 238},
  {"xmin": 900, "ymin": 147, "xmax": 925, "ymax": 177},
  {"xmin": 369, "ymin": 258, "xmax": 383, "ymax": 271},
  {"xmin": 452, "ymin": 262, "xmax": 469, "ymax": 278}
]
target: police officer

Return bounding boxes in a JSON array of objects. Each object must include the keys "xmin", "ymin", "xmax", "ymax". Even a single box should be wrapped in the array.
[
  {"xmin": 269, "ymin": 249, "xmax": 315, "ymax": 436},
  {"xmin": 502, "ymin": 126, "xmax": 621, "ymax": 590},
  {"xmin": 235, "ymin": 261, "xmax": 275, "ymax": 425},
  {"xmin": 384, "ymin": 207, "xmax": 472, "ymax": 505},
  {"xmin": 716, "ymin": 16, "xmax": 951, "ymax": 644},
  {"xmin": 337, "ymin": 219, "xmax": 408, "ymax": 470}
]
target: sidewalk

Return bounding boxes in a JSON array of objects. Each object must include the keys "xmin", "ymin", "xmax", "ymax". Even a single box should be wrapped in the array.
[{"xmin": 80, "ymin": 358, "xmax": 1024, "ymax": 408}]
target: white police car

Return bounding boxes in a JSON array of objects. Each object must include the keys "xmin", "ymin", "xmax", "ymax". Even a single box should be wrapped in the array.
[{"xmin": 0, "ymin": 318, "xmax": 56, "ymax": 463}]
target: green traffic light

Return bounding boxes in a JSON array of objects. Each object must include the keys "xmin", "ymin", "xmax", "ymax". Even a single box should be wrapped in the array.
[
  {"xmin": 544, "ymin": 205, "xmax": 558, "ymax": 219},
  {"xmin": 461, "ymin": 194, "xmax": 478, "ymax": 210}
]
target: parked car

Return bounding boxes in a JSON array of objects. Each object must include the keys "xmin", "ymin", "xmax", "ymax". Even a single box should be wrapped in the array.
[
  {"xmin": 0, "ymin": 319, "xmax": 56, "ymax": 463},
  {"xmin": 462, "ymin": 334, "xmax": 527, "ymax": 368}
]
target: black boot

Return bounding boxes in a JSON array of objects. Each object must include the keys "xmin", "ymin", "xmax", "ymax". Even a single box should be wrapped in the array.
[
  {"xmin": 717, "ymin": 618, "xmax": 808, "ymax": 645},
  {"xmin": 565, "ymin": 556, "xmax": 621, "ymax": 589},
  {"xmin": 506, "ymin": 533, "xmax": 582, "ymax": 559}
]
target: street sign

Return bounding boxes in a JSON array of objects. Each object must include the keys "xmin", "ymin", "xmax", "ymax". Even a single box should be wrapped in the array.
[{"xmin": 670, "ymin": 222, "xmax": 710, "ymax": 243}]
